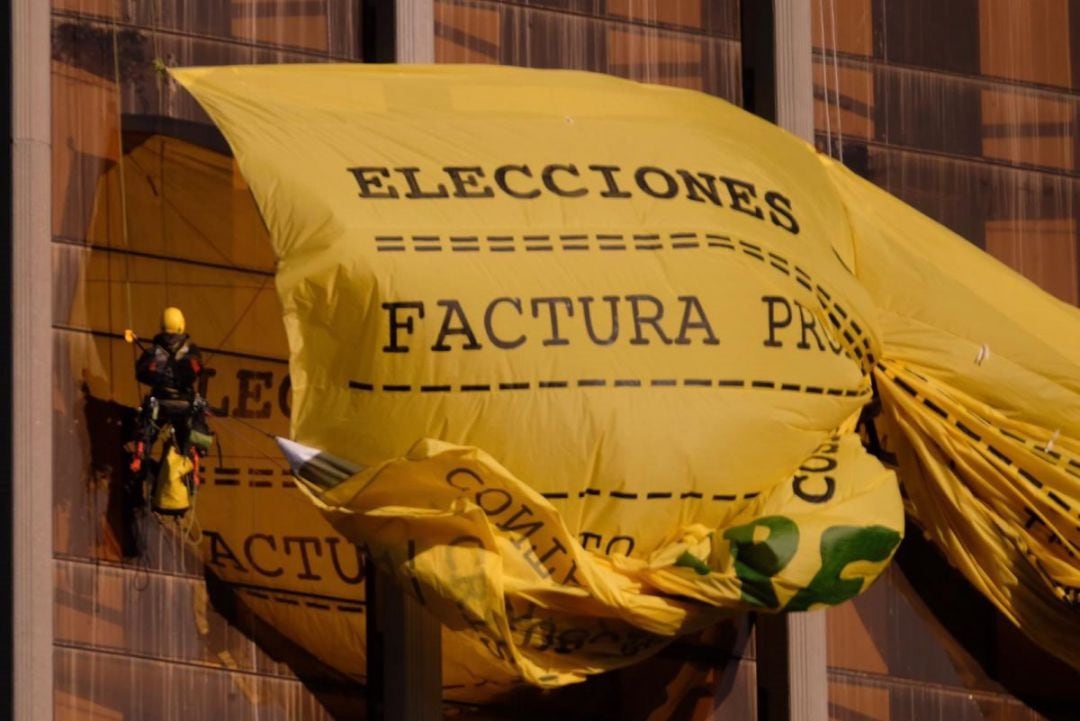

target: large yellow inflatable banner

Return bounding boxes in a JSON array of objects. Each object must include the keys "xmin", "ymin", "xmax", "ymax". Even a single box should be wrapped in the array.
[{"xmin": 171, "ymin": 64, "xmax": 1078, "ymax": 685}]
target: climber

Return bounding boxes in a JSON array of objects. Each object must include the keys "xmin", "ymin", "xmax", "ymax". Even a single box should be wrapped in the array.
[{"xmin": 128, "ymin": 307, "xmax": 213, "ymax": 504}]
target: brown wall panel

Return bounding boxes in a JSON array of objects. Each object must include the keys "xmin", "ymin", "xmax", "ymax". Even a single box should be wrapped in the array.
[
  {"xmin": 436, "ymin": 1, "xmax": 502, "ymax": 63},
  {"xmin": 434, "ymin": 0, "xmax": 741, "ymax": 103},
  {"xmin": 826, "ymin": 565, "xmax": 1003, "ymax": 693},
  {"xmin": 828, "ymin": 673, "xmax": 1047, "ymax": 721},
  {"xmin": 874, "ymin": 64, "xmax": 984, "ymax": 158},
  {"xmin": 51, "ymin": 16, "xmax": 359, "ymax": 137},
  {"xmin": 979, "ymin": 0, "xmax": 1072, "ymax": 88},
  {"xmin": 51, "ymin": 60, "xmax": 119, "ymax": 241},
  {"xmin": 812, "ymin": 0, "xmax": 872, "ymax": 56},
  {"xmin": 981, "ymin": 89, "xmax": 1076, "ymax": 172},
  {"xmin": 813, "ymin": 61, "xmax": 873, "ymax": 141},
  {"xmin": 53, "ymin": 0, "xmax": 363, "ymax": 60},
  {"xmin": 54, "ymin": 558, "xmax": 306, "ymax": 681},
  {"xmin": 230, "ymin": 0, "xmax": 332, "ymax": 53},
  {"xmin": 985, "ymin": 219, "xmax": 1079, "ymax": 304},
  {"xmin": 865, "ymin": 145, "xmax": 993, "ymax": 247},
  {"xmin": 819, "ymin": 56, "xmax": 1080, "ymax": 175},
  {"xmin": 55, "ymin": 644, "xmax": 339, "ymax": 721},
  {"xmin": 828, "ymin": 676, "xmax": 889, "ymax": 721},
  {"xmin": 606, "ymin": 25, "xmax": 707, "ymax": 91},
  {"xmin": 878, "ymin": 0, "xmax": 981, "ymax": 75}
]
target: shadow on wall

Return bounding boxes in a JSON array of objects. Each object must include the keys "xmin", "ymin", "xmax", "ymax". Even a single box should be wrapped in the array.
[
  {"xmin": 892, "ymin": 522, "xmax": 1079, "ymax": 720},
  {"xmin": 202, "ymin": 567, "xmax": 756, "ymax": 721},
  {"xmin": 203, "ymin": 571, "xmax": 368, "ymax": 719},
  {"xmin": 79, "ymin": 381, "xmax": 144, "ymax": 559}
]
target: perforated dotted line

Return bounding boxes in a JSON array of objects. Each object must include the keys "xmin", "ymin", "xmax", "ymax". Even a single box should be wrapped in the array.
[{"xmin": 348, "ymin": 378, "xmax": 870, "ymax": 396}]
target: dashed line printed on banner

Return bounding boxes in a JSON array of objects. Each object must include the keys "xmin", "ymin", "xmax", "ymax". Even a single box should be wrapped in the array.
[
  {"xmin": 234, "ymin": 584, "xmax": 365, "ymax": 614},
  {"xmin": 210, "ymin": 465, "xmax": 299, "ymax": 489},
  {"xmin": 536, "ymin": 436, "xmax": 843, "ymax": 505},
  {"xmin": 347, "ymin": 377, "xmax": 871, "ymax": 397},
  {"xmin": 539, "ymin": 489, "xmax": 762, "ymax": 502},
  {"xmin": 880, "ymin": 359, "xmax": 1080, "ymax": 604},
  {"xmin": 372, "ymin": 230, "xmax": 876, "ymax": 373},
  {"xmin": 878, "ymin": 361, "xmax": 1080, "ymax": 551}
]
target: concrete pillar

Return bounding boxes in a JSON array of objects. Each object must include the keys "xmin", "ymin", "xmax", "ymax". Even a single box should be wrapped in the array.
[
  {"xmin": 757, "ymin": 611, "xmax": 829, "ymax": 721},
  {"xmin": 749, "ymin": 3, "xmax": 829, "ymax": 721},
  {"xmin": 366, "ymin": 564, "xmax": 443, "ymax": 721},
  {"xmin": 362, "ymin": 0, "xmax": 434, "ymax": 63},
  {"xmin": 773, "ymin": 0, "xmax": 815, "ymax": 143},
  {"xmin": 9, "ymin": 0, "xmax": 53, "ymax": 719},
  {"xmin": 362, "ymin": 4, "xmax": 440, "ymax": 719},
  {"xmin": 396, "ymin": 0, "xmax": 434, "ymax": 63}
]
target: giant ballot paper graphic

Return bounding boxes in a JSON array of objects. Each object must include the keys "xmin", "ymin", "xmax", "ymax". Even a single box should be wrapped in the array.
[{"xmin": 171, "ymin": 64, "xmax": 1079, "ymax": 685}]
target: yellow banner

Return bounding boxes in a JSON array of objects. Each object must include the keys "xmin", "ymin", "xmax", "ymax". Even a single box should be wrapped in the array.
[{"xmin": 170, "ymin": 64, "xmax": 1077, "ymax": 684}]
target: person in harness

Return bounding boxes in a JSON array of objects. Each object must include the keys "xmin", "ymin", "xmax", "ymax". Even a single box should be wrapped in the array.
[{"xmin": 129, "ymin": 307, "xmax": 213, "ymax": 515}]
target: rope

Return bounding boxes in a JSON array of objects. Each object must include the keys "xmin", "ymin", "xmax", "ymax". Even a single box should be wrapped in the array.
[
  {"xmin": 111, "ymin": 5, "xmax": 151, "ymax": 591},
  {"xmin": 827, "ymin": 0, "xmax": 844, "ymax": 162},
  {"xmin": 816, "ymin": 0, "xmax": 833, "ymax": 158}
]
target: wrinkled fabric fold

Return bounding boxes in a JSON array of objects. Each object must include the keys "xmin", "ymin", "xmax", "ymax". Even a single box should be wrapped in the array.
[{"xmin": 169, "ymin": 63, "xmax": 1078, "ymax": 685}]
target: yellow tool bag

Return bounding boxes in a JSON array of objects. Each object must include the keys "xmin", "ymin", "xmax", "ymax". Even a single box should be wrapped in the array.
[{"xmin": 152, "ymin": 445, "xmax": 193, "ymax": 516}]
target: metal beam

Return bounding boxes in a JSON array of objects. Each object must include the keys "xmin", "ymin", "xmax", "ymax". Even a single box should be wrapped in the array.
[{"xmin": 10, "ymin": 0, "xmax": 53, "ymax": 719}]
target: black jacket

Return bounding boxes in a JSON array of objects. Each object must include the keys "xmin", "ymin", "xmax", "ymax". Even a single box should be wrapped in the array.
[{"xmin": 135, "ymin": 332, "xmax": 203, "ymax": 400}]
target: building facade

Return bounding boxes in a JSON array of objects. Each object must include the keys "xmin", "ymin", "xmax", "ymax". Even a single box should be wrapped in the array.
[{"xmin": 30, "ymin": 1, "xmax": 1080, "ymax": 719}]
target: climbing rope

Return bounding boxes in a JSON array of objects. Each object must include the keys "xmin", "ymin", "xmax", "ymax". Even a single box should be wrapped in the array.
[
  {"xmin": 109, "ymin": 10, "xmax": 136, "ymax": 333},
  {"xmin": 827, "ymin": 0, "xmax": 844, "ymax": 161}
]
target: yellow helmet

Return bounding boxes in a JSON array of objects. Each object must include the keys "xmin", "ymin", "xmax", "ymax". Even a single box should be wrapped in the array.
[{"xmin": 161, "ymin": 306, "xmax": 186, "ymax": 334}]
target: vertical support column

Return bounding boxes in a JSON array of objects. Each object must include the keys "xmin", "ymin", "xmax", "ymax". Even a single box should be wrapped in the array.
[
  {"xmin": 360, "ymin": 5, "xmax": 439, "ymax": 718},
  {"xmin": 744, "ymin": 2, "xmax": 828, "ymax": 721},
  {"xmin": 365, "ymin": 557, "xmax": 443, "ymax": 721},
  {"xmin": 1, "ymin": 3, "xmax": 10, "ymax": 714},
  {"xmin": 380, "ymin": 567, "xmax": 443, "ymax": 721},
  {"xmin": 9, "ymin": 0, "xmax": 53, "ymax": 720},
  {"xmin": 772, "ymin": 0, "xmax": 815, "ymax": 143},
  {"xmin": 769, "ymin": 3, "xmax": 828, "ymax": 720},
  {"xmin": 361, "ymin": 0, "xmax": 434, "ymax": 63},
  {"xmin": 396, "ymin": 0, "xmax": 434, "ymax": 63},
  {"xmin": 756, "ymin": 611, "xmax": 829, "ymax": 721}
]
